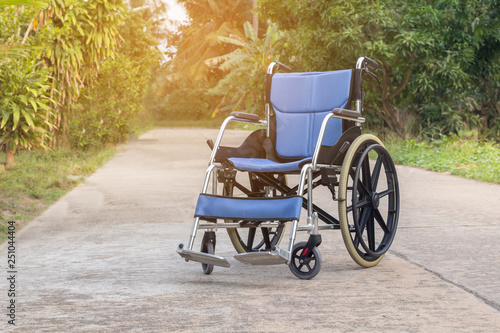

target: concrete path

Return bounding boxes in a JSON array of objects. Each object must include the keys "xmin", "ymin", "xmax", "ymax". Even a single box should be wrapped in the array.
[{"xmin": 1, "ymin": 127, "xmax": 499, "ymax": 332}]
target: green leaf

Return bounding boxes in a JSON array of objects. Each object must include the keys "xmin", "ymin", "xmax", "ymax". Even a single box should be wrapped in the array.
[
  {"xmin": 21, "ymin": 110, "xmax": 35, "ymax": 127},
  {"xmin": 12, "ymin": 103, "xmax": 20, "ymax": 130},
  {"xmin": 28, "ymin": 98, "xmax": 38, "ymax": 113},
  {"xmin": 19, "ymin": 94, "xmax": 28, "ymax": 105},
  {"xmin": 217, "ymin": 36, "xmax": 246, "ymax": 47},
  {"xmin": 1, "ymin": 112, "xmax": 10, "ymax": 128}
]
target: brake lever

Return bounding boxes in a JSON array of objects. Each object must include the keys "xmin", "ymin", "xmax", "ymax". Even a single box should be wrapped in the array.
[{"xmin": 364, "ymin": 68, "xmax": 381, "ymax": 83}]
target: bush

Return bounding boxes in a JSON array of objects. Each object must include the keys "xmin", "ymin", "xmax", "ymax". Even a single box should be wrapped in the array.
[
  {"xmin": 68, "ymin": 54, "xmax": 146, "ymax": 149},
  {"xmin": 154, "ymin": 88, "xmax": 216, "ymax": 121},
  {"xmin": 68, "ymin": 10, "xmax": 161, "ymax": 149}
]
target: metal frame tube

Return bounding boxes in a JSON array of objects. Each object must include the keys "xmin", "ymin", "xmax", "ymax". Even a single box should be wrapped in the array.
[
  {"xmin": 208, "ymin": 116, "xmax": 266, "ymax": 166},
  {"xmin": 208, "ymin": 116, "xmax": 235, "ymax": 166},
  {"xmin": 311, "ymin": 113, "xmax": 334, "ymax": 170}
]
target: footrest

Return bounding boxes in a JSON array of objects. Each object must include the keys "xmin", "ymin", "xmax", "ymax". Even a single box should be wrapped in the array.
[
  {"xmin": 177, "ymin": 244, "xmax": 230, "ymax": 268},
  {"xmin": 234, "ymin": 247, "xmax": 290, "ymax": 266}
]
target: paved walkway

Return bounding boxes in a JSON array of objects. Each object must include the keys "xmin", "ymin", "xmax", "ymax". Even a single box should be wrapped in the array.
[{"xmin": 1, "ymin": 128, "xmax": 499, "ymax": 332}]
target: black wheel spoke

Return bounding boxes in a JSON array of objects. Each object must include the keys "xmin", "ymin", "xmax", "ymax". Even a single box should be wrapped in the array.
[
  {"xmin": 378, "ymin": 188, "xmax": 394, "ymax": 198},
  {"xmin": 355, "ymin": 179, "xmax": 370, "ymax": 198},
  {"xmin": 247, "ymin": 228, "xmax": 256, "ymax": 250},
  {"xmin": 353, "ymin": 234, "xmax": 360, "ymax": 248},
  {"xmin": 261, "ymin": 227, "xmax": 272, "ymax": 249},
  {"xmin": 356, "ymin": 198, "xmax": 371, "ymax": 208},
  {"xmin": 358, "ymin": 207, "xmax": 370, "ymax": 233},
  {"xmin": 371, "ymin": 155, "xmax": 383, "ymax": 191},
  {"xmin": 373, "ymin": 208, "xmax": 390, "ymax": 234},
  {"xmin": 362, "ymin": 155, "xmax": 372, "ymax": 191},
  {"xmin": 367, "ymin": 212, "xmax": 376, "ymax": 251}
]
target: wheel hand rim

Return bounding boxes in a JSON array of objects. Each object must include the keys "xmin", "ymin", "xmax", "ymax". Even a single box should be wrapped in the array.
[{"xmin": 351, "ymin": 143, "xmax": 398, "ymax": 258}]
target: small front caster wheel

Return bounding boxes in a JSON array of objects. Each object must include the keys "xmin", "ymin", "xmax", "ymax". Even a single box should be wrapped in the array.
[
  {"xmin": 289, "ymin": 241, "xmax": 322, "ymax": 280},
  {"xmin": 201, "ymin": 241, "xmax": 215, "ymax": 275}
]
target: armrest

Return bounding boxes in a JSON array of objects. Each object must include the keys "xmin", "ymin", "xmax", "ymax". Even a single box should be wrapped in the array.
[
  {"xmin": 230, "ymin": 112, "xmax": 260, "ymax": 122},
  {"xmin": 209, "ymin": 113, "xmax": 265, "ymax": 165},
  {"xmin": 332, "ymin": 108, "xmax": 365, "ymax": 123}
]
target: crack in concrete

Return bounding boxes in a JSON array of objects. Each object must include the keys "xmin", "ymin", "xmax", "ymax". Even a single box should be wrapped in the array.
[{"xmin": 390, "ymin": 250, "xmax": 500, "ymax": 312}]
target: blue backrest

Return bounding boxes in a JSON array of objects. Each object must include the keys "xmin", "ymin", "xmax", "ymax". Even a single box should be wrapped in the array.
[{"xmin": 270, "ymin": 70, "xmax": 353, "ymax": 158}]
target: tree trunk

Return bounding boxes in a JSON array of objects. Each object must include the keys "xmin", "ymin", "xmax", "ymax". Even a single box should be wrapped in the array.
[
  {"xmin": 252, "ymin": 0, "xmax": 258, "ymax": 36},
  {"xmin": 5, "ymin": 145, "xmax": 14, "ymax": 166}
]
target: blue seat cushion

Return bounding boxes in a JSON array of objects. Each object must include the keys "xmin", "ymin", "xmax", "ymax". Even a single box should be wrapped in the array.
[
  {"xmin": 270, "ymin": 70, "xmax": 352, "ymax": 158},
  {"xmin": 195, "ymin": 194, "xmax": 303, "ymax": 221},
  {"xmin": 228, "ymin": 157, "xmax": 311, "ymax": 172}
]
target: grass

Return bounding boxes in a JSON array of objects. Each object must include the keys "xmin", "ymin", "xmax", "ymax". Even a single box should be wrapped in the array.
[
  {"xmin": 0, "ymin": 147, "xmax": 116, "ymax": 242},
  {"xmin": 385, "ymin": 136, "xmax": 500, "ymax": 184}
]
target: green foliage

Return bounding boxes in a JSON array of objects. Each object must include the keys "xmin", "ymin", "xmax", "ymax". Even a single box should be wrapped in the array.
[
  {"xmin": 0, "ymin": 54, "xmax": 55, "ymax": 153},
  {"xmin": 0, "ymin": 0, "xmax": 47, "ymax": 7},
  {"xmin": 68, "ymin": 55, "xmax": 145, "ymax": 149},
  {"xmin": 386, "ymin": 134, "xmax": 500, "ymax": 183},
  {"xmin": 35, "ymin": 0, "xmax": 126, "ymax": 134},
  {"xmin": 258, "ymin": 0, "xmax": 500, "ymax": 140},
  {"xmin": 68, "ymin": 10, "xmax": 161, "ymax": 149},
  {"xmin": 208, "ymin": 21, "xmax": 281, "ymax": 116},
  {"xmin": 172, "ymin": 0, "xmax": 253, "ymax": 77}
]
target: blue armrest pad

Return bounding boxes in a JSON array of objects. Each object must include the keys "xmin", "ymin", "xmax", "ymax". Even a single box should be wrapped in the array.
[{"xmin": 194, "ymin": 194, "xmax": 303, "ymax": 221}]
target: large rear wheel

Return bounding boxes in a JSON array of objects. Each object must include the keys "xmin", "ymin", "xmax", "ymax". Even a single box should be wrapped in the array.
[{"xmin": 338, "ymin": 134, "xmax": 400, "ymax": 267}]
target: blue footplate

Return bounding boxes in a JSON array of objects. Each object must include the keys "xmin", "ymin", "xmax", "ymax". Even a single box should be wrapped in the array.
[{"xmin": 194, "ymin": 194, "xmax": 303, "ymax": 221}]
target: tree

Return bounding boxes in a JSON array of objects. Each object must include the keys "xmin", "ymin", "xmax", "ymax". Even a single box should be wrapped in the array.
[
  {"xmin": 170, "ymin": 0, "xmax": 253, "ymax": 77},
  {"xmin": 35, "ymin": 0, "xmax": 126, "ymax": 141},
  {"xmin": 68, "ymin": 9, "xmax": 162, "ymax": 149},
  {"xmin": 0, "ymin": 2, "xmax": 54, "ymax": 165},
  {"xmin": 467, "ymin": 0, "xmax": 500, "ymax": 138},
  {"xmin": 208, "ymin": 21, "xmax": 282, "ymax": 116},
  {"xmin": 258, "ymin": 0, "xmax": 500, "ymax": 138}
]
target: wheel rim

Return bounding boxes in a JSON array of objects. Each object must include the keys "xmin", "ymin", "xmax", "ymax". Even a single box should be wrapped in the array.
[
  {"xmin": 351, "ymin": 144, "xmax": 399, "ymax": 257},
  {"xmin": 201, "ymin": 241, "xmax": 214, "ymax": 274},
  {"xmin": 339, "ymin": 134, "xmax": 400, "ymax": 267},
  {"xmin": 289, "ymin": 241, "xmax": 322, "ymax": 280}
]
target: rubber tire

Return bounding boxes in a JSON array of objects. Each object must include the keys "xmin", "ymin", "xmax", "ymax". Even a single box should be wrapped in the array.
[
  {"xmin": 201, "ymin": 241, "xmax": 214, "ymax": 275},
  {"xmin": 338, "ymin": 134, "xmax": 387, "ymax": 268},
  {"xmin": 288, "ymin": 241, "xmax": 322, "ymax": 280}
]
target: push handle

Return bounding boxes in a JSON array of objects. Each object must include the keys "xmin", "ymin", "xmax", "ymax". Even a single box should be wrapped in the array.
[
  {"xmin": 267, "ymin": 61, "xmax": 292, "ymax": 74},
  {"xmin": 356, "ymin": 56, "xmax": 381, "ymax": 84},
  {"xmin": 356, "ymin": 56, "xmax": 380, "ymax": 71},
  {"xmin": 274, "ymin": 62, "xmax": 292, "ymax": 73},
  {"xmin": 364, "ymin": 57, "xmax": 380, "ymax": 71}
]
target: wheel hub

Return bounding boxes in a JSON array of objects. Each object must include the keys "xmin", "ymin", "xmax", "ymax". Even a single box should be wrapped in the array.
[{"xmin": 371, "ymin": 192, "xmax": 380, "ymax": 208}]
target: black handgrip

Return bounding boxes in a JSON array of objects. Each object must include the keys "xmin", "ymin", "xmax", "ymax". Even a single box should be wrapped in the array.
[
  {"xmin": 275, "ymin": 62, "xmax": 292, "ymax": 73},
  {"xmin": 364, "ymin": 57, "xmax": 380, "ymax": 71}
]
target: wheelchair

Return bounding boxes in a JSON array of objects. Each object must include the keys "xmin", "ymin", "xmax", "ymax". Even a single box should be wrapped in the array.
[{"xmin": 177, "ymin": 56, "xmax": 400, "ymax": 279}]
